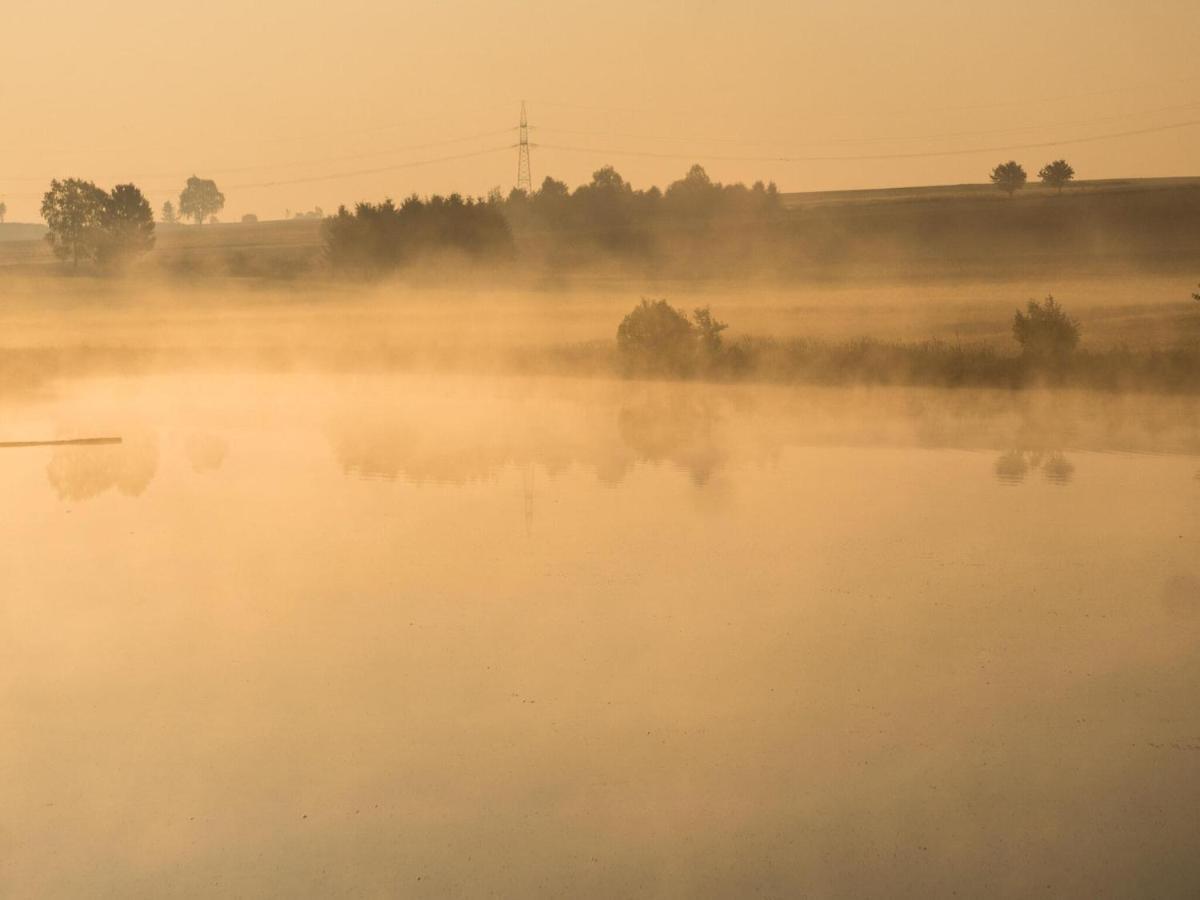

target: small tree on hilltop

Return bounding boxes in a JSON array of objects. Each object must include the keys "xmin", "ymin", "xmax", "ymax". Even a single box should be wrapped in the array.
[
  {"xmin": 1013, "ymin": 295, "xmax": 1080, "ymax": 363},
  {"xmin": 41, "ymin": 178, "xmax": 108, "ymax": 268},
  {"xmin": 1038, "ymin": 159, "xmax": 1075, "ymax": 193},
  {"xmin": 161, "ymin": 200, "xmax": 176, "ymax": 225},
  {"xmin": 179, "ymin": 175, "xmax": 225, "ymax": 225},
  {"xmin": 0, "ymin": 201, "xmax": 7, "ymax": 223},
  {"xmin": 990, "ymin": 161, "xmax": 1027, "ymax": 198},
  {"xmin": 97, "ymin": 183, "xmax": 156, "ymax": 268}
]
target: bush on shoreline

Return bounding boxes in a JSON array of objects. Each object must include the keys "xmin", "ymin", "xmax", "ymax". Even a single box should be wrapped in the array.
[
  {"xmin": 1013, "ymin": 295, "xmax": 1080, "ymax": 364},
  {"xmin": 616, "ymin": 299, "xmax": 744, "ymax": 377}
]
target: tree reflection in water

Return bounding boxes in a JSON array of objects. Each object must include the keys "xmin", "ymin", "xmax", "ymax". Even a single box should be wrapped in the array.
[
  {"xmin": 45, "ymin": 430, "xmax": 158, "ymax": 501},
  {"xmin": 186, "ymin": 433, "xmax": 229, "ymax": 474},
  {"xmin": 994, "ymin": 449, "xmax": 1075, "ymax": 486},
  {"xmin": 329, "ymin": 385, "xmax": 731, "ymax": 488}
]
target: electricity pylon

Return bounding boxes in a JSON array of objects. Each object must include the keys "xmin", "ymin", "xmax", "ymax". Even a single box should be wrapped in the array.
[{"xmin": 516, "ymin": 101, "xmax": 532, "ymax": 194}]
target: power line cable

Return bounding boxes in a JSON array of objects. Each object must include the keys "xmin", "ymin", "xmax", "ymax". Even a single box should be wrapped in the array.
[
  {"xmin": 0, "ymin": 127, "xmax": 518, "ymax": 183},
  {"xmin": 533, "ymin": 117, "xmax": 1200, "ymax": 163},
  {"xmin": 224, "ymin": 144, "xmax": 517, "ymax": 190},
  {"xmin": 190, "ymin": 126, "xmax": 517, "ymax": 177},
  {"xmin": 531, "ymin": 99, "xmax": 1200, "ymax": 150},
  {"xmin": 1, "ymin": 102, "xmax": 516, "ymax": 159},
  {"xmin": 1, "ymin": 144, "xmax": 518, "ymax": 198},
  {"xmin": 533, "ymin": 74, "xmax": 1200, "ymax": 123}
]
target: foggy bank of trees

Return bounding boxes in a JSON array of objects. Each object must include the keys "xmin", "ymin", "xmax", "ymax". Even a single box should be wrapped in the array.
[
  {"xmin": 314, "ymin": 158, "xmax": 1195, "ymax": 282},
  {"xmin": 322, "ymin": 194, "xmax": 513, "ymax": 275},
  {"xmin": 501, "ymin": 164, "xmax": 784, "ymax": 272},
  {"xmin": 322, "ymin": 164, "xmax": 785, "ymax": 277},
  {"xmin": 318, "ymin": 161, "xmax": 1193, "ymax": 280}
]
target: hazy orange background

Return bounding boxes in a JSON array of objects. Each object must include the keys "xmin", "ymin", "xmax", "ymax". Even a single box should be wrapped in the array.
[{"xmin": 1, "ymin": 0, "xmax": 1197, "ymax": 221}]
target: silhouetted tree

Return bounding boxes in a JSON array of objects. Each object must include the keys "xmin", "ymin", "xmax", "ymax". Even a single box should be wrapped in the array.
[
  {"xmin": 529, "ymin": 176, "xmax": 570, "ymax": 227},
  {"xmin": 990, "ymin": 161, "xmax": 1027, "ymax": 197},
  {"xmin": 570, "ymin": 166, "xmax": 648, "ymax": 254},
  {"xmin": 1038, "ymin": 159, "xmax": 1075, "ymax": 193},
  {"xmin": 664, "ymin": 164, "xmax": 721, "ymax": 222},
  {"xmin": 617, "ymin": 299, "xmax": 697, "ymax": 375},
  {"xmin": 179, "ymin": 175, "xmax": 225, "ymax": 225},
  {"xmin": 97, "ymin": 183, "xmax": 155, "ymax": 268},
  {"xmin": 1013, "ymin": 295, "xmax": 1080, "ymax": 362},
  {"xmin": 41, "ymin": 178, "xmax": 107, "ymax": 267},
  {"xmin": 161, "ymin": 200, "xmax": 176, "ymax": 224},
  {"xmin": 241, "ymin": 213, "xmax": 258, "ymax": 224},
  {"xmin": 0, "ymin": 201, "xmax": 6, "ymax": 223},
  {"xmin": 616, "ymin": 299, "xmax": 733, "ymax": 376}
]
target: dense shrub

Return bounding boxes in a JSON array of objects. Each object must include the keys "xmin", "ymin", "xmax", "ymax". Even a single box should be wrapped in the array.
[
  {"xmin": 1012, "ymin": 295, "xmax": 1080, "ymax": 363},
  {"xmin": 616, "ymin": 299, "xmax": 734, "ymax": 376}
]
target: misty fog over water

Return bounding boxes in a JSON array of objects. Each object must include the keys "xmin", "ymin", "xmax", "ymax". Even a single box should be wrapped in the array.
[{"xmin": 3, "ymin": 365, "xmax": 1199, "ymax": 896}]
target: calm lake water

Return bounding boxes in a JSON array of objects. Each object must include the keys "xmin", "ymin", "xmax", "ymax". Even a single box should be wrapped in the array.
[{"xmin": 3, "ymin": 371, "xmax": 1199, "ymax": 897}]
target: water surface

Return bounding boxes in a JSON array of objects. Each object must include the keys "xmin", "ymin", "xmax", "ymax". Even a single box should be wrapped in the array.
[{"xmin": 3, "ymin": 372, "xmax": 1199, "ymax": 896}]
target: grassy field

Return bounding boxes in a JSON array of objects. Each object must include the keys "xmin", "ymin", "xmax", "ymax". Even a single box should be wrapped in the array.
[{"xmin": 0, "ymin": 218, "xmax": 325, "ymax": 277}]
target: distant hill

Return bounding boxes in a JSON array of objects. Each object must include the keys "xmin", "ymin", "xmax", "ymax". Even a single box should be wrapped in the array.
[
  {"xmin": 773, "ymin": 176, "xmax": 1200, "ymax": 277},
  {"xmin": 780, "ymin": 176, "xmax": 1200, "ymax": 209}
]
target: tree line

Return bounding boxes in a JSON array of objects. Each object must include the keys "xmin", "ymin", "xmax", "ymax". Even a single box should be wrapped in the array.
[
  {"xmin": 321, "ymin": 164, "xmax": 785, "ymax": 275},
  {"xmin": 323, "ymin": 194, "xmax": 513, "ymax": 275}
]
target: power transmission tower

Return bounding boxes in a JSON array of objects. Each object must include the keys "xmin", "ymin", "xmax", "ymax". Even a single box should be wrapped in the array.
[{"xmin": 516, "ymin": 101, "xmax": 532, "ymax": 194}]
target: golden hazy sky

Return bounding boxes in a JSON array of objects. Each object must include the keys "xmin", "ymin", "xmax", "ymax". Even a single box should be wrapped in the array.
[{"xmin": 2, "ymin": 0, "xmax": 1198, "ymax": 220}]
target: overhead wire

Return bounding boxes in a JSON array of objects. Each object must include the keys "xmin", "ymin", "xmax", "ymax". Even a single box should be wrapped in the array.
[
  {"xmin": 530, "ymin": 99, "xmax": 1200, "ymax": 150},
  {"xmin": 223, "ymin": 144, "xmax": 517, "ymax": 190},
  {"xmin": 533, "ymin": 117, "xmax": 1200, "ymax": 163}
]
